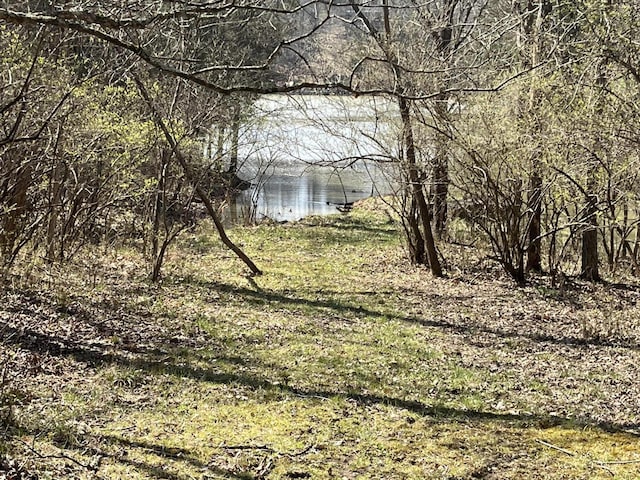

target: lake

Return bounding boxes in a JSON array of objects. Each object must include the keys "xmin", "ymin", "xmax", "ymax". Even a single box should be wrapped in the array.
[{"xmin": 214, "ymin": 94, "xmax": 400, "ymax": 223}]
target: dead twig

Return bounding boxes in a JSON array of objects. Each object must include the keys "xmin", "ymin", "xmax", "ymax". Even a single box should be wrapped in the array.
[
  {"xmin": 220, "ymin": 443, "xmax": 314, "ymax": 457},
  {"xmin": 590, "ymin": 462, "xmax": 615, "ymax": 477},
  {"xmin": 220, "ymin": 443, "xmax": 272, "ymax": 451},
  {"xmin": 535, "ymin": 439, "xmax": 615, "ymax": 477},
  {"xmin": 595, "ymin": 459, "xmax": 640, "ymax": 466},
  {"xmin": 17, "ymin": 438, "xmax": 98, "ymax": 472},
  {"xmin": 535, "ymin": 439, "xmax": 577, "ymax": 457},
  {"xmin": 218, "ymin": 443, "xmax": 313, "ymax": 480}
]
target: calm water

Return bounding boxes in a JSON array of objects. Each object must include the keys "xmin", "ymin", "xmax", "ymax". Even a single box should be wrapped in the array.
[{"xmin": 216, "ymin": 94, "xmax": 399, "ymax": 223}]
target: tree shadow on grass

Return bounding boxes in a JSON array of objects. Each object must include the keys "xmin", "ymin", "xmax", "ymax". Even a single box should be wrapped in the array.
[
  {"xmin": 88, "ymin": 435, "xmax": 255, "ymax": 480},
  {"xmin": 2, "ymin": 318, "xmax": 638, "ymax": 438},
  {"xmin": 4, "ymin": 282, "xmax": 639, "ymax": 437},
  {"xmin": 140, "ymin": 360, "xmax": 640, "ymax": 436},
  {"xmin": 10, "ymin": 264, "xmax": 635, "ymax": 355},
  {"xmin": 43, "ymin": 433, "xmax": 254, "ymax": 480},
  {"xmin": 3, "ymin": 282, "xmax": 640, "ymax": 451},
  {"xmin": 178, "ymin": 278, "xmax": 640, "ymax": 351}
]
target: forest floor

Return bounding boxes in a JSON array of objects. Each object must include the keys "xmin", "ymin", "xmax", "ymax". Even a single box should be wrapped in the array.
[{"xmin": 1, "ymin": 203, "xmax": 640, "ymax": 479}]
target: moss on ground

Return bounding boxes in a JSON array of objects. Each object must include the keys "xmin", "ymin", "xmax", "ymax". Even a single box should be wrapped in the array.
[{"xmin": 1, "ymin": 207, "xmax": 639, "ymax": 479}]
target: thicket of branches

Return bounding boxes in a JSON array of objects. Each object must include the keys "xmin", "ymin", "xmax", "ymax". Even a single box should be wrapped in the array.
[{"xmin": 2, "ymin": 0, "xmax": 640, "ymax": 283}]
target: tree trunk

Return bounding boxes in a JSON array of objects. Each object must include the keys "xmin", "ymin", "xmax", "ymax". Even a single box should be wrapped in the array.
[
  {"xmin": 433, "ymin": 156, "xmax": 449, "ymax": 239},
  {"xmin": 150, "ymin": 148, "xmax": 169, "ymax": 281},
  {"xmin": 406, "ymin": 194, "xmax": 426, "ymax": 264},
  {"xmin": 521, "ymin": 1, "xmax": 550, "ymax": 273},
  {"xmin": 399, "ymin": 97, "xmax": 442, "ymax": 277},
  {"xmin": 581, "ymin": 192, "xmax": 600, "ymax": 281},
  {"xmin": 431, "ymin": 94, "xmax": 450, "ymax": 239},
  {"xmin": 526, "ymin": 171, "xmax": 542, "ymax": 272},
  {"xmin": 46, "ymin": 160, "xmax": 65, "ymax": 262},
  {"xmin": 227, "ymin": 104, "xmax": 240, "ymax": 174},
  {"xmin": 351, "ymin": 0, "xmax": 443, "ymax": 275},
  {"xmin": 215, "ymin": 125, "xmax": 225, "ymax": 171},
  {"xmin": 580, "ymin": 42, "xmax": 609, "ymax": 282},
  {"xmin": 1, "ymin": 160, "xmax": 32, "ymax": 265},
  {"xmin": 431, "ymin": 3, "xmax": 455, "ymax": 238}
]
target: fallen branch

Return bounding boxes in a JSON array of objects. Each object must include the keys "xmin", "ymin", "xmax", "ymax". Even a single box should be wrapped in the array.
[
  {"xmin": 221, "ymin": 444, "xmax": 272, "ymax": 451},
  {"xmin": 594, "ymin": 459, "xmax": 640, "ymax": 466}
]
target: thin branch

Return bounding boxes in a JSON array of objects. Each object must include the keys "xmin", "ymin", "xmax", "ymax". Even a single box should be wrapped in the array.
[
  {"xmin": 17, "ymin": 439, "xmax": 98, "ymax": 472},
  {"xmin": 220, "ymin": 443, "xmax": 315, "ymax": 457},
  {"xmin": 0, "ymin": 7, "xmax": 543, "ymax": 100},
  {"xmin": 535, "ymin": 439, "xmax": 615, "ymax": 477}
]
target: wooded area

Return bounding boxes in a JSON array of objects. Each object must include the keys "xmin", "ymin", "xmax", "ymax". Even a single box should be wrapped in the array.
[
  {"xmin": 1, "ymin": 1, "xmax": 640, "ymax": 479},
  {"xmin": 1, "ymin": 0, "xmax": 640, "ymax": 282}
]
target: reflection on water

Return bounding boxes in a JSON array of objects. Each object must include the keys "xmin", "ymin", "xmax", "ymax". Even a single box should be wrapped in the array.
[
  {"xmin": 228, "ymin": 168, "xmax": 386, "ymax": 223},
  {"xmin": 216, "ymin": 94, "xmax": 399, "ymax": 223}
]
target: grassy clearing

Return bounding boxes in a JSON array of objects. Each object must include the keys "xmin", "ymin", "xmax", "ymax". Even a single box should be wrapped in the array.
[{"xmin": 1, "ymin": 206, "xmax": 640, "ymax": 479}]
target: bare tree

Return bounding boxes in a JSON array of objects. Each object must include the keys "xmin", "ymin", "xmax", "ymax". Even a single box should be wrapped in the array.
[
  {"xmin": 0, "ymin": 1, "xmax": 291, "ymax": 276},
  {"xmin": 8, "ymin": 0, "xmax": 632, "ymax": 284},
  {"xmin": 515, "ymin": 0, "xmax": 553, "ymax": 273}
]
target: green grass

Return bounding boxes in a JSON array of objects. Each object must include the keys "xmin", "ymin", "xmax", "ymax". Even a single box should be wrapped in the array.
[{"xmin": 2, "ymin": 207, "xmax": 640, "ymax": 479}]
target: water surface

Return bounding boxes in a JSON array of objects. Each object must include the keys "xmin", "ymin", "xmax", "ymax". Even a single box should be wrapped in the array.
[{"xmin": 219, "ymin": 94, "xmax": 399, "ymax": 223}]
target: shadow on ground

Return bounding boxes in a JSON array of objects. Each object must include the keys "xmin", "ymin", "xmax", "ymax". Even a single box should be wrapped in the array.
[{"xmin": 2, "ymin": 277, "xmax": 640, "ymax": 478}]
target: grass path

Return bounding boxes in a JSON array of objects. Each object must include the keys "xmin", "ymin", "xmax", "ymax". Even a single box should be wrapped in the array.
[{"xmin": 1, "ymin": 209, "xmax": 639, "ymax": 479}]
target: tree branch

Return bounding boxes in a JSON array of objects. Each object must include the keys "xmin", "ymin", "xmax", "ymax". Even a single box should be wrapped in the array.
[{"xmin": 132, "ymin": 74, "xmax": 263, "ymax": 276}]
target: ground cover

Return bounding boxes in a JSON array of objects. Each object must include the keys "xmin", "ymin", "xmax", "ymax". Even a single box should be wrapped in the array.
[{"xmin": 1, "ymin": 206, "xmax": 639, "ymax": 479}]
